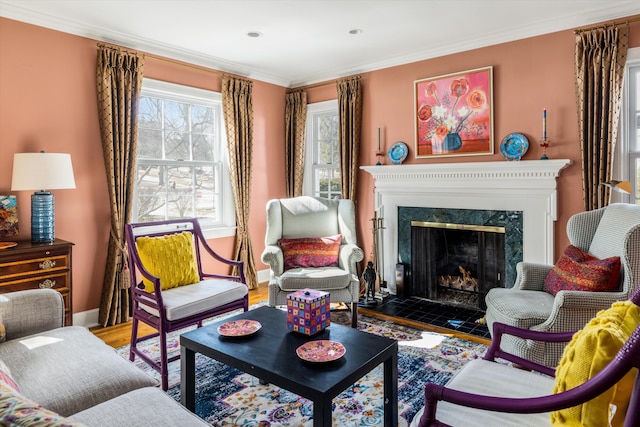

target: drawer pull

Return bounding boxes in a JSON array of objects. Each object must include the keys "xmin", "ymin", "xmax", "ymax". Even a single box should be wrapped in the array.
[
  {"xmin": 39, "ymin": 260, "xmax": 56, "ymax": 270},
  {"xmin": 39, "ymin": 279, "xmax": 56, "ymax": 289}
]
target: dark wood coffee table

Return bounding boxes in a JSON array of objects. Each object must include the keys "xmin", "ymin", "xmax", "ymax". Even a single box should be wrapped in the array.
[{"xmin": 180, "ymin": 305, "xmax": 398, "ymax": 426}]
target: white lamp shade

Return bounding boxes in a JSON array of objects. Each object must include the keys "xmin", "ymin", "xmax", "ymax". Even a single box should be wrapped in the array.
[{"xmin": 11, "ymin": 152, "xmax": 76, "ymax": 191}]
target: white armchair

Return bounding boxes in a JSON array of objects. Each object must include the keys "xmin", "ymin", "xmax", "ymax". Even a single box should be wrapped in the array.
[{"xmin": 261, "ymin": 196, "xmax": 364, "ymax": 327}]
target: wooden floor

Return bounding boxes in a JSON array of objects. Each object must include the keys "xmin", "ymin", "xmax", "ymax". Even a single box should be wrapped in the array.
[{"xmin": 90, "ymin": 284, "xmax": 490, "ymax": 348}]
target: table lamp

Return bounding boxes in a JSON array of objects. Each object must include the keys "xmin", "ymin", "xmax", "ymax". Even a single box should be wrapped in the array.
[
  {"xmin": 11, "ymin": 152, "xmax": 76, "ymax": 243},
  {"xmin": 598, "ymin": 179, "xmax": 631, "ymax": 208}
]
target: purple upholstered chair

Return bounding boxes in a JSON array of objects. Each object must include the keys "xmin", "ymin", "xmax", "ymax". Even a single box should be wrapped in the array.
[
  {"xmin": 125, "ymin": 218, "xmax": 248, "ymax": 390},
  {"xmin": 411, "ymin": 285, "xmax": 640, "ymax": 427}
]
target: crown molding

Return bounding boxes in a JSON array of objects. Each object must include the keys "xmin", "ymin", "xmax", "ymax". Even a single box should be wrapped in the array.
[{"xmin": 2, "ymin": 1, "xmax": 639, "ymax": 88}]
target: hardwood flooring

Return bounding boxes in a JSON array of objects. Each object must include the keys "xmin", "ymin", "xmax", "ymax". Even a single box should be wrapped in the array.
[{"xmin": 90, "ymin": 283, "xmax": 491, "ymax": 348}]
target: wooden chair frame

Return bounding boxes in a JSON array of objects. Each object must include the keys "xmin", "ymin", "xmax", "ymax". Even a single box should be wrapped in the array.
[{"xmin": 125, "ymin": 218, "xmax": 248, "ymax": 390}]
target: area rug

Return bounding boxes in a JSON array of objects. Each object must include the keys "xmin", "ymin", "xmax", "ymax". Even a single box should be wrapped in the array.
[{"xmin": 116, "ymin": 304, "xmax": 488, "ymax": 426}]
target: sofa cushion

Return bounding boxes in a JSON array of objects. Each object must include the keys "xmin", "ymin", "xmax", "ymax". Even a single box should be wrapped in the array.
[
  {"xmin": 543, "ymin": 245, "xmax": 620, "ymax": 296},
  {"xmin": 71, "ymin": 387, "xmax": 208, "ymax": 427},
  {"xmin": 0, "ymin": 326, "xmax": 158, "ymax": 417},
  {"xmin": 551, "ymin": 300, "xmax": 640, "ymax": 427},
  {"xmin": 136, "ymin": 231, "xmax": 200, "ymax": 292},
  {"xmin": 0, "ymin": 381, "xmax": 87, "ymax": 427},
  {"xmin": 279, "ymin": 234, "xmax": 342, "ymax": 270}
]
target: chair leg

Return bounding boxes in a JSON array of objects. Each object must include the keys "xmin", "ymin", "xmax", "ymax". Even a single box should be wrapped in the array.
[
  {"xmin": 159, "ymin": 329, "xmax": 169, "ymax": 391},
  {"xmin": 351, "ymin": 302, "xmax": 358, "ymax": 328},
  {"xmin": 129, "ymin": 316, "xmax": 139, "ymax": 362}
]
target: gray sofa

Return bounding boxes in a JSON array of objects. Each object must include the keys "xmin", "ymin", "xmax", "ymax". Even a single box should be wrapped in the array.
[{"xmin": 0, "ymin": 288, "xmax": 208, "ymax": 426}]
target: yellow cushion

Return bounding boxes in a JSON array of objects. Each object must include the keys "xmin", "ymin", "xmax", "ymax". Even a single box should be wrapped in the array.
[
  {"xmin": 135, "ymin": 231, "xmax": 200, "ymax": 292},
  {"xmin": 551, "ymin": 300, "xmax": 640, "ymax": 427}
]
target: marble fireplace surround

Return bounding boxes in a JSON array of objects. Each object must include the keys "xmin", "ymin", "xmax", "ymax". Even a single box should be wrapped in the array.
[{"xmin": 361, "ymin": 159, "xmax": 572, "ymax": 295}]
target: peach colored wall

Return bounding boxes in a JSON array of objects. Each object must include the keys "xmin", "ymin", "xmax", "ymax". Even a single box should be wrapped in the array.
[
  {"xmin": 0, "ymin": 17, "xmax": 286, "ymax": 315},
  {"xmin": 1, "ymin": 16, "xmax": 638, "ymax": 316},
  {"xmin": 310, "ymin": 18, "xmax": 640, "ymax": 269}
]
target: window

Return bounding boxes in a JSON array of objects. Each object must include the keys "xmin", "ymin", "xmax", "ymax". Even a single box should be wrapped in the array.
[
  {"xmin": 134, "ymin": 79, "xmax": 235, "ymax": 237},
  {"xmin": 622, "ymin": 48, "xmax": 640, "ymax": 205},
  {"xmin": 303, "ymin": 100, "xmax": 341, "ymax": 198}
]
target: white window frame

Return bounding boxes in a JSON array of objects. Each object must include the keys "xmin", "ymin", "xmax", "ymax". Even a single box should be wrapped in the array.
[
  {"xmin": 302, "ymin": 99, "xmax": 341, "ymax": 198},
  {"xmin": 134, "ymin": 78, "xmax": 235, "ymax": 239},
  {"xmin": 619, "ymin": 47, "xmax": 640, "ymax": 205}
]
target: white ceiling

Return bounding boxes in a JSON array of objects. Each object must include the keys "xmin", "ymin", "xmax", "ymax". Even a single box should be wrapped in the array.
[{"xmin": 2, "ymin": 0, "xmax": 640, "ymax": 87}]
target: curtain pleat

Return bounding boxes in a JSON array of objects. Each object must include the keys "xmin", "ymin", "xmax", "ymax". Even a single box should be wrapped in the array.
[
  {"xmin": 337, "ymin": 76, "xmax": 362, "ymax": 202},
  {"xmin": 96, "ymin": 46, "xmax": 145, "ymax": 326},
  {"xmin": 575, "ymin": 26, "xmax": 628, "ymax": 210},
  {"xmin": 285, "ymin": 89, "xmax": 308, "ymax": 197},
  {"xmin": 222, "ymin": 75, "xmax": 258, "ymax": 290}
]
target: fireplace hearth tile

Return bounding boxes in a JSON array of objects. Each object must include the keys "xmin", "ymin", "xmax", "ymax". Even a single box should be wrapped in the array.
[{"xmin": 366, "ymin": 296, "xmax": 490, "ymax": 339}]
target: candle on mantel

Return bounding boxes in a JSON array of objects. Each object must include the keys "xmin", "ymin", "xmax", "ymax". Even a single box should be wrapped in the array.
[
  {"xmin": 543, "ymin": 108, "xmax": 547, "ymax": 140},
  {"xmin": 377, "ymin": 127, "xmax": 381, "ymax": 151}
]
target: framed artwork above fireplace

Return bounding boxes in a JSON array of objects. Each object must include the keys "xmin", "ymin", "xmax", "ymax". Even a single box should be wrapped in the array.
[{"xmin": 414, "ymin": 66, "xmax": 494, "ymax": 158}]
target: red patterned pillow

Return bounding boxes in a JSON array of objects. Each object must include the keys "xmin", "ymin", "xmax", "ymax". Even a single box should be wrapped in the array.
[
  {"xmin": 544, "ymin": 245, "xmax": 621, "ymax": 296},
  {"xmin": 279, "ymin": 234, "xmax": 342, "ymax": 270}
]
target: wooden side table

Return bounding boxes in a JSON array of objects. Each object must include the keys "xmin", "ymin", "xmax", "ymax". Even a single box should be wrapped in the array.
[{"xmin": 0, "ymin": 239, "xmax": 74, "ymax": 326}]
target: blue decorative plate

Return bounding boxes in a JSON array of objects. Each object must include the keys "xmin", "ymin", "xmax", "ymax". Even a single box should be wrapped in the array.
[
  {"xmin": 388, "ymin": 141, "xmax": 408, "ymax": 164},
  {"xmin": 500, "ymin": 133, "xmax": 529, "ymax": 161}
]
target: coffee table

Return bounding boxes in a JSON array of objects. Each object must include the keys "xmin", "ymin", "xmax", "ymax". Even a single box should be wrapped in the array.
[{"xmin": 180, "ymin": 305, "xmax": 398, "ymax": 426}]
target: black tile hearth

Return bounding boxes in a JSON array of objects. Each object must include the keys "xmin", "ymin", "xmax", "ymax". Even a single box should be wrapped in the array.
[{"xmin": 366, "ymin": 296, "xmax": 490, "ymax": 339}]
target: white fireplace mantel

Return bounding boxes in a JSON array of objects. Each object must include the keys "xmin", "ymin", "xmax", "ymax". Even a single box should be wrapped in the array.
[{"xmin": 361, "ymin": 159, "xmax": 572, "ymax": 294}]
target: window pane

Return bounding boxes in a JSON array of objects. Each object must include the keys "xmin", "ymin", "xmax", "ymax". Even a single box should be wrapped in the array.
[
  {"xmin": 315, "ymin": 114, "xmax": 339, "ymax": 165},
  {"xmin": 136, "ymin": 164, "xmax": 166, "ymax": 222},
  {"xmin": 195, "ymin": 165, "xmax": 218, "ymax": 220},
  {"xmin": 138, "ymin": 128, "xmax": 163, "ymax": 159},
  {"xmin": 193, "ymin": 133, "xmax": 214, "ymax": 161},
  {"xmin": 139, "ymin": 97, "xmax": 162, "ymax": 129}
]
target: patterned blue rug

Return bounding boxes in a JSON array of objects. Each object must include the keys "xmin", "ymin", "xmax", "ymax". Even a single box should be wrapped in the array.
[{"xmin": 117, "ymin": 306, "xmax": 487, "ymax": 426}]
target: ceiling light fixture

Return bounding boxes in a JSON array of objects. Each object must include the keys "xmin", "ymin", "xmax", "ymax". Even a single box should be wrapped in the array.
[
  {"xmin": 349, "ymin": 29, "xmax": 363, "ymax": 35},
  {"xmin": 247, "ymin": 31, "xmax": 262, "ymax": 38}
]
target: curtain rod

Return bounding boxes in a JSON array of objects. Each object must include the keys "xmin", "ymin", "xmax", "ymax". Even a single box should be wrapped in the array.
[
  {"xmin": 296, "ymin": 75, "xmax": 361, "ymax": 91},
  {"xmin": 96, "ymin": 43, "xmax": 250, "ymax": 79},
  {"xmin": 574, "ymin": 16, "xmax": 640, "ymax": 34}
]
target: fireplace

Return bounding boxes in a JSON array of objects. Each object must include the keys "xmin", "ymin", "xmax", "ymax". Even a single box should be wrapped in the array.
[
  {"xmin": 361, "ymin": 159, "xmax": 571, "ymax": 296},
  {"xmin": 411, "ymin": 221, "xmax": 505, "ymax": 310}
]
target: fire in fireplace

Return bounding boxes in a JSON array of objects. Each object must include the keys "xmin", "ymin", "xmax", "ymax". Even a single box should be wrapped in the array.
[{"xmin": 410, "ymin": 221, "xmax": 505, "ymax": 310}]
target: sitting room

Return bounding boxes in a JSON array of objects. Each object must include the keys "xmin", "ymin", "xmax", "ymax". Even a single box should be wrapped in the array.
[{"xmin": 1, "ymin": 1, "xmax": 640, "ymax": 425}]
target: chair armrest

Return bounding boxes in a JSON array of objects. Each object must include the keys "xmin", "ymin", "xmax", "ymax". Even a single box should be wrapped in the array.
[
  {"xmin": 512, "ymin": 262, "xmax": 553, "ymax": 291},
  {"xmin": 261, "ymin": 245, "xmax": 284, "ymax": 276},
  {"xmin": 338, "ymin": 243, "xmax": 364, "ymax": 273},
  {"xmin": 416, "ymin": 335, "xmax": 638, "ymax": 427},
  {"xmin": 534, "ymin": 289, "xmax": 628, "ymax": 334},
  {"xmin": 0, "ymin": 289, "xmax": 64, "ymax": 340},
  {"xmin": 485, "ymin": 321, "xmax": 575, "ymax": 376}
]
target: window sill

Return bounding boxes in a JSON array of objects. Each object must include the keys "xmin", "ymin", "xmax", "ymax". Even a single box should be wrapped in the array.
[{"xmin": 203, "ymin": 226, "xmax": 236, "ymax": 240}]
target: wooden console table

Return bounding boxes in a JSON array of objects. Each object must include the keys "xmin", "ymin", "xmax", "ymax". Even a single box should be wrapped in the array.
[{"xmin": 0, "ymin": 239, "xmax": 74, "ymax": 326}]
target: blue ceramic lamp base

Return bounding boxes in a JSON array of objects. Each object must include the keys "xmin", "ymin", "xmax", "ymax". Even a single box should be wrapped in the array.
[{"xmin": 31, "ymin": 191, "xmax": 55, "ymax": 243}]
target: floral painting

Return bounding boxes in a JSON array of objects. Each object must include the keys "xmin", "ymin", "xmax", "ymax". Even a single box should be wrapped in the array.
[
  {"xmin": 414, "ymin": 66, "xmax": 493, "ymax": 158},
  {"xmin": 0, "ymin": 196, "xmax": 19, "ymax": 238}
]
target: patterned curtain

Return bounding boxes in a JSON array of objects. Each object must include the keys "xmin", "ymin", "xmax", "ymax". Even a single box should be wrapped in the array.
[
  {"xmin": 222, "ymin": 75, "xmax": 258, "ymax": 290},
  {"xmin": 285, "ymin": 89, "xmax": 307, "ymax": 197},
  {"xmin": 96, "ymin": 45, "xmax": 145, "ymax": 326},
  {"xmin": 575, "ymin": 26, "xmax": 628, "ymax": 210},
  {"xmin": 337, "ymin": 76, "xmax": 362, "ymax": 201}
]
